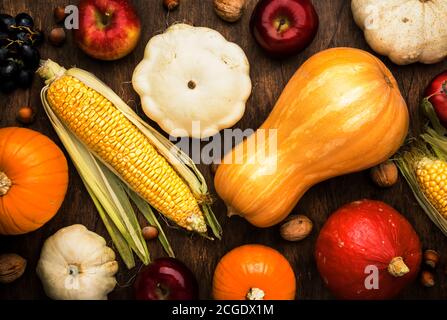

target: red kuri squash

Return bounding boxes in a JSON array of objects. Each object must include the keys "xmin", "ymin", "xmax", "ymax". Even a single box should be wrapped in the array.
[
  {"xmin": 315, "ymin": 200, "xmax": 421, "ymax": 300},
  {"xmin": 213, "ymin": 244, "xmax": 296, "ymax": 300},
  {"xmin": 0, "ymin": 127, "xmax": 69, "ymax": 235}
]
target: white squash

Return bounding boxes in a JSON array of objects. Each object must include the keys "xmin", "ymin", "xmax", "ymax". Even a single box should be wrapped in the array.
[
  {"xmin": 352, "ymin": 0, "xmax": 447, "ymax": 65},
  {"xmin": 132, "ymin": 23, "xmax": 252, "ymax": 138},
  {"xmin": 36, "ymin": 224, "xmax": 118, "ymax": 300}
]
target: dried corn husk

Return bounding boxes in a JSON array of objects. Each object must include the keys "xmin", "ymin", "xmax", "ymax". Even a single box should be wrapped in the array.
[
  {"xmin": 38, "ymin": 60, "xmax": 222, "ymax": 268},
  {"xmin": 396, "ymin": 100, "xmax": 447, "ymax": 236}
]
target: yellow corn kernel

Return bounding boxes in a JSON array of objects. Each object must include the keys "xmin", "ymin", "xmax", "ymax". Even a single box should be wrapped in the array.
[
  {"xmin": 46, "ymin": 75, "xmax": 207, "ymax": 233},
  {"xmin": 415, "ymin": 158, "xmax": 447, "ymax": 219}
]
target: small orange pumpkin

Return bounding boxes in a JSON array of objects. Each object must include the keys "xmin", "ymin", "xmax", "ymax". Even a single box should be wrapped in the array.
[
  {"xmin": 212, "ymin": 244, "xmax": 296, "ymax": 300},
  {"xmin": 0, "ymin": 127, "xmax": 69, "ymax": 235}
]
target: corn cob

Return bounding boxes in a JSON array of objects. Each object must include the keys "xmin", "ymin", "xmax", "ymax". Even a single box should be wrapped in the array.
[
  {"xmin": 415, "ymin": 158, "xmax": 447, "ymax": 219},
  {"xmin": 40, "ymin": 63, "xmax": 208, "ymax": 233},
  {"xmin": 396, "ymin": 146, "xmax": 447, "ymax": 236}
]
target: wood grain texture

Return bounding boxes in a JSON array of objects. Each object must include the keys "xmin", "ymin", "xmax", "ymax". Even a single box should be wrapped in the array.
[{"xmin": 0, "ymin": 0, "xmax": 446, "ymax": 300}]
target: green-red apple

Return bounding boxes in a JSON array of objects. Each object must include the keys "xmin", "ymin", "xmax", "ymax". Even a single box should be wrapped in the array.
[{"xmin": 75, "ymin": 0, "xmax": 141, "ymax": 61}]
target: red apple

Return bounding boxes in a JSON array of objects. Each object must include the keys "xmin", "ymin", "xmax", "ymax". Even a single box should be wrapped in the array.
[
  {"xmin": 425, "ymin": 71, "xmax": 447, "ymax": 128},
  {"xmin": 134, "ymin": 258, "xmax": 199, "ymax": 300},
  {"xmin": 75, "ymin": 0, "xmax": 141, "ymax": 61},
  {"xmin": 250, "ymin": 0, "xmax": 319, "ymax": 57}
]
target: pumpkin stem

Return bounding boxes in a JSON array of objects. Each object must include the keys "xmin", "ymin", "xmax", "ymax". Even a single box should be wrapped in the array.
[
  {"xmin": 227, "ymin": 205, "xmax": 241, "ymax": 217},
  {"xmin": 387, "ymin": 256, "xmax": 410, "ymax": 277},
  {"xmin": 0, "ymin": 172, "xmax": 12, "ymax": 196},
  {"xmin": 246, "ymin": 288, "xmax": 265, "ymax": 300}
]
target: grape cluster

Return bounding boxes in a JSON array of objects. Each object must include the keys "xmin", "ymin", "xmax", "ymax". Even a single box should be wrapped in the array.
[{"xmin": 0, "ymin": 13, "xmax": 44, "ymax": 93}]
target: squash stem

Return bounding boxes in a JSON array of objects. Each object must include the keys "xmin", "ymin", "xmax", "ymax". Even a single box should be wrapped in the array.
[
  {"xmin": 246, "ymin": 288, "xmax": 265, "ymax": 300},
  {"xmin": 227, "ymin": 205, "xmax": 241, "ymax": 217},
  {"xmin": 0, "ymin": 171, "xmax": 11, "ymax": 196},
  {"xmin": 387, "ymin": 257, "xmax": 410, "ymax": 277}
]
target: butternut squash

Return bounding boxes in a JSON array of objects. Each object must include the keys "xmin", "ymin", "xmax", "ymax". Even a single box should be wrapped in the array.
[{"xmin": 214, "ymin": 47, "xmax": 409, "ymax": 228}]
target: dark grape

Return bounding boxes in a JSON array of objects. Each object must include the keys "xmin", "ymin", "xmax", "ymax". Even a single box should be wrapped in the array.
[
  {"xmin": 0, "ymin": 13, "xmax": 40, "ymax": 93},
  {"xmin": 16, "ymin": 69, "xmax": 33, "ymax": 88},
  {"xmin": 14, "ymin": 58, "xmax": 24, "ymax": 68},
  {"xmin": 8, "ymin": 40, "xmax": 21, "ymax": 52},
  {"xmin": 0, "ymin": 47, "xmax": 8, "ymax": 62},
  {"xmin": 32, "ymin": 29, "xmax": 44, "ymax": 46},
  {"xmin": 0, "ymin": 79, "xmax": 17, "ymax": 93},
  {"xmin": 0, "ymin": 60, "xmax": 18, "ymax": 79},
  {"xmin": 0, "ymin": 14, "xmax": 15, "ymax": 32},
  {"xmin": 0, "ymin": 31, "xmax": 9, "ymax": 46},
  {"xmin": 15, "ymin": 13, "xmax": 33, "ymax": 28},
  {"xmin": 19, "ymin": 45, "xmax": 40, "ymax": 69},
  {"xmin": 16, "ymin": 31, "xmax": 32, "ymax": 45}
]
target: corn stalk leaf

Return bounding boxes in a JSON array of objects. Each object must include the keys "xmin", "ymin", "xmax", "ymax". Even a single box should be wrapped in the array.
[
  {"xmin": 421, "ymin": 98, "xmax": 447, "ymax": 136},
  {"xmin": 40, "ymin": 87, "xmax": 150, "ymax": 267},
  {"xmin": 125, "ymin": 188, "xmax": 175, "ymax": 258},
  {"xmin": 202, "ymin": 204, "xmax": 222, "ymax": 240},
  {"xmin": 422, "ymin": 127, "xmax": 447, "ymax": 160},
  {"xmin": 87, "ymin": 185, "xmax": 135, "ymax": 269},
  {"xmin": 96, "ymin": 163, "xmax": 150, "ymax": 264}
]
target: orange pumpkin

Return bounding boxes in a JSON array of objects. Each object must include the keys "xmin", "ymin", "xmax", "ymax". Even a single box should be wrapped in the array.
[
  {"xmin": 0, "ymin": 127, "xmax": 69, "ymax": 235},
  {"xmin": 214, "ymin": 47, "xmax": 409, "ymax": 227},
  {"xmin": 212, "ymin": 244, "xmax": 296, "ymax": 300}
]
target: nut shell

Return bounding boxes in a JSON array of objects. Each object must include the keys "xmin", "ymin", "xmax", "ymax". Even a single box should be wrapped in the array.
[
  {"xmin": 280, "ymin": 215, "xmax": 313, "ymax": 241},
  {"xmin": 163, "ymin": 0, "xmax": 179, "ymax": 11},
  {"xmin": 49, "ymin": 27, "xmax": 66, "ymax": 47},
  {"xmin": 214, "ymin": 0, "xmax": 245, "ymax": 22},
  {"xmin": 0, "ymin": 254, "xmax": 27, "ymax": 284},
  {"xmin": 423, "ymin": 249, "xmax": 440, "ymax": 268},
  {"xmin": 54, "ymin": 6, "xmax": 67, "ymax": 24},
  {"xmin": 142, "ymin": 226, "xmax": 159, "ymax": 240},
  {"xmin": 17, "ymin": 106, "xmax": 35, "ymax": 124},
  {"xmin": 370, "ymin": 160, "xmax": 398, "ymax": 188},
  {"xmin": 420, "ymin": 270, "xmax": 435, "ymax": 287}
]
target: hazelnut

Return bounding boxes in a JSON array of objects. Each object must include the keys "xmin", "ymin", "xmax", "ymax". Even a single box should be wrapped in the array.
[
  {"xmin": 54, "ymin": 6, "xmax": 67, "ymax": 24},
  {"xmin": 49, "ymin": 27, "xmax": 66, "ymax": 46},
  {"xmin": 370, "ymin": 160, "xmax": 398, "ymax": 188},
  {"xmin": 420, "ymin": 270, "xmax": 435, "ymax": 287},
  {"xmin": 163, "ymin": 0, "xmax": 179, "ymax": 11},
  {"xmin": 423, "ymin": 249, "xmax": 440, "ymax": 269},
  {"xmin": 0, "ymin": 253, "xmax": 27, "ymax": 284},
  {"xmin": 280, "ymin": 215, "xmax": 313, "ymax": 241},
  {"xmin": 17, "ymin": 106, "xmax": 35, "ymax": 124},
  {"xmin": 142, "ymin": 226, "xmax": 159, "ymax": 240},
  {"xmin": 214, "ymin": 0, "xmax": 246, "ymax": 22}
]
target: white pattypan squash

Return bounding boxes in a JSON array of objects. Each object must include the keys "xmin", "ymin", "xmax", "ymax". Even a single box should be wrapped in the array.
[
  {"xmin": 132, "ymin": 23, "xmax": 252, "ymax": 138},
  {"xmin": 352, "ymin": 0, "xmax": 447, "ymax": 65},
  {"xmin": 36, "ymin": 224, "xmax": 118, "ymax": 300}
]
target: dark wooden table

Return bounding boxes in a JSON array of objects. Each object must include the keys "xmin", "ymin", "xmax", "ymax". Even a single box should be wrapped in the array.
[{"xmin": 1, "ymin": 0, "xmax": 446, "ymax": 300}]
